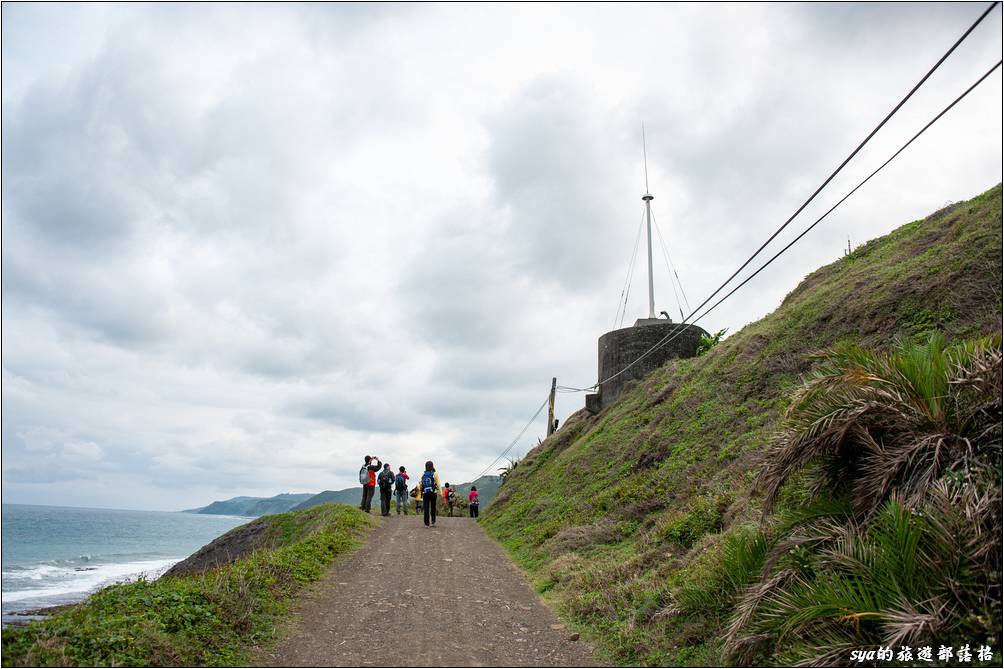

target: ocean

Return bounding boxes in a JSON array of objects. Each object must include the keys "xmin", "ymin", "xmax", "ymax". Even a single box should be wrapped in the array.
[{"xmin": 1, "ymin": 504, "xmax": 250, "ymax": 626}]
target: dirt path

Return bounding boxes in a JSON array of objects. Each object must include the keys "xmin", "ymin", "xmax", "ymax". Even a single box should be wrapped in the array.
[{"xmin": 260, "ymin": 514, "xmax": 599, "ymax": 667}]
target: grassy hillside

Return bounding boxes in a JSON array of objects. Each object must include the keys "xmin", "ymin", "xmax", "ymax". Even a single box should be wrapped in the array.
[
  {"xmin": 482, "ymin": 184, "xmax": 1002, "ymax": 666},
  {"xmin": 2, "ymin": 504, "xmax": 375, "ymax": 667}
]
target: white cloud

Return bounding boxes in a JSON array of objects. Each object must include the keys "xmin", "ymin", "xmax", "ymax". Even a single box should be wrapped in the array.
[
  {"xmin": 61, "ymin": 441, "xmax": 103, "ymax": 461},
  {"xmin": 2, "ymin": 2, "xmax": 1000, "ymax": 510}
]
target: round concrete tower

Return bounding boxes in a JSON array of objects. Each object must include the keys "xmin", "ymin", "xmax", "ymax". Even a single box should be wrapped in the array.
[{"xmin": 585, "ymin": 319, "xmax": 707, "ymax": 413}]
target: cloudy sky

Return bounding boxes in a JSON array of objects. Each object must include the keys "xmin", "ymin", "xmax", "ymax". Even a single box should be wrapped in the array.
[{"xmin": 2, "ymin": 2, "xmax": 1001, "ymax": 511}]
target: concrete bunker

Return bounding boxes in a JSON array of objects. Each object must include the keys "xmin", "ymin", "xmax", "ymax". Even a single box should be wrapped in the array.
[{"xmin": 585, "ymin": 318, "xmax": 707, "ymax": 413}]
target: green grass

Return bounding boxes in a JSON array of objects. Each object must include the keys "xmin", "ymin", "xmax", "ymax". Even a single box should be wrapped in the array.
[
  {"xmin": 481, "ymin": 184, "xmax": 1003, "ymax": 666},
  {"xmin": 1, "ymin": 504, "xmax": 376, "ymax": 667}
]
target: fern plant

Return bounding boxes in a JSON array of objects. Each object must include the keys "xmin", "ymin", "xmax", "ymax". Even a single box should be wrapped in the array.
[
  {"xmin": 724, "ymin": 333, "xmax": 1002, "ymax": 666},
  {"xmin": 727, "ymin": 484, "xmax": 1000, "ymax": 665},
  {"xmin": 759, "ymin": 332, "xmax": 1002, "ymax": 519}
]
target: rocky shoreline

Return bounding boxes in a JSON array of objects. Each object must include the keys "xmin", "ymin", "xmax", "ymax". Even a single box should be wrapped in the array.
[{"xmin": 2, "ymin": 604, "xmax": 75, "ymax": 628}]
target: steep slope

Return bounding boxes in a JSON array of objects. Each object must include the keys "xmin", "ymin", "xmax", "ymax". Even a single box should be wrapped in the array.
[
  {"xmin": 482, "ymin": 184, "xmax": 1002, "ymax": 666},
  {"xmin": 164, "ymin": 503, "xmax": 361, "ymax": 578}
]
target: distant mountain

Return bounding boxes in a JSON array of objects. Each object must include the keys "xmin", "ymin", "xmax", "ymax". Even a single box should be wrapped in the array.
[
  {"xmin": 183, "ymin": 493, "xmax": 315, "ymax": 517},
  {"xmin": 292, "ymin": 475, "xmax": 504, "ymax": 512},
  {"xmin": 449, "ymin": 476, "xmax": 502, "ymax": 506},
  {"xmin": 290, "ymin": 488, "xmax": 364, "ymax": 511}
]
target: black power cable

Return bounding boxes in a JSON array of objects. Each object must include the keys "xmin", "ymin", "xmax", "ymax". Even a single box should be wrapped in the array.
[
  {"xmin": 556, "ymin": 56, "xmax": 1003, "ymax": 395},
  {"xmin": 683, "ymin": 0, "xmax": 1000, "ymax": 325},
  {"xmin": 557, "ymin": 2, "xmax": 1000, "ymax": 393},
  {"xmin": 471, "ymin": 396, "xmax": 549, "ymax": 482},
  {"xmin": 690, "ymin": 59, "xmax": 1004, "ymax": 325}
]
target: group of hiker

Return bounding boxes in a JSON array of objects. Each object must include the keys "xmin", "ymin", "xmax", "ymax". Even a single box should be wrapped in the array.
[{"xmin": 359, "ymin": 456, "xmax": 480, "ymax": 526}]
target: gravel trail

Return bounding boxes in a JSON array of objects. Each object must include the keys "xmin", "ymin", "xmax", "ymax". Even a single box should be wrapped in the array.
[{"xmin": 260, "ymin": 514, "xmax": 598, "ymax": 667}]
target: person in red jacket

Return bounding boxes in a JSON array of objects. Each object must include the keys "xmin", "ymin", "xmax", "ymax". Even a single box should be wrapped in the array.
[{"xmin": 359, "ymin": 455, "xmax": 381, "ymax": 513}]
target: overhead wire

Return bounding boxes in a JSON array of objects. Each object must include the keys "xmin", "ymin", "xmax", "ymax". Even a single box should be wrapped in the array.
[
  {"xmin": 557, "ymin": 29, "xmax": 1001, "ymax": 395},
  {"xmin": 682, "ymin": 0, "xmax": 1000, "ymax": 327},
  {"xmin": 558, "ymin": 56, "xmax": 1002, "ymax": 393},
  {"xmin": 622, "ymin": 208, "xmax": 648, "ymax": 328},
  {"xmin": 493, "ymin": 4, "xmax": 1001, "ymax": 476},
  {"xmin": 651, "ymin": 212, "xmax": 684, "ymax": 320},
  {"xmin": 689, "ymin": 58, "xmax": 1004, "ymax": 325},
  {"xmin": 613, "ymin": 209, "xmax": 647, "ymax": 329},
  {"xmin": 652, "ymin": 209, "xmax": 691, "ymax": 319},
  {"xmin": 471, "ymin": 396, "xmax": 550, "ymax": 482}
]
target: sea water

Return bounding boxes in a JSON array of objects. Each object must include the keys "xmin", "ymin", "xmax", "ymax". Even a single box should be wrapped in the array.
[{"xmin": 1, "ymin": 504, "xmax": 250, "ymax": 626}]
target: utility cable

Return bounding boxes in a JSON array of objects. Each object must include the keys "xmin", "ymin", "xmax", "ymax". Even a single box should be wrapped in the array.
[
  {"xmin": 651, "ymin": 212, "xmax": 685, "ymax": 320},
  {"xmin": 652, "ymin": 209, "xmax": 692, "ymax": 319},
  {"xmin": 471, "ymin": 396, "xmax": 550, "ymax": 482},
  {"xmin": 613, "ymin": 210, "xmax": 646, "ymax": 329},
  {"xmin": 614, "ymin": 208, "xmax": 646, "ymax": 325},
  {"xmin": 558, "ymin": 54, "xmax": 1002, "ymax": 394},
  {"xmin": 690, "ymin": 59, "xmax": 1004, "ymax": 325},
  {"xmin": 682, "ymin": 0, "xmax": 999, "ymax": 328}
]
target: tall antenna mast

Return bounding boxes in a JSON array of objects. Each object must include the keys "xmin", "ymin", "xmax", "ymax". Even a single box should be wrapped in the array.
[{"xmin": 642, "ymin": 124, "xmax": 655, "ymax": 319}]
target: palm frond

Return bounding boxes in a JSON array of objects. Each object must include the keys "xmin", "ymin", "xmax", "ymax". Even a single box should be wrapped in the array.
[{"xmin": 728, "ymin": 333, "xmax": 1002, "ymax": 665}]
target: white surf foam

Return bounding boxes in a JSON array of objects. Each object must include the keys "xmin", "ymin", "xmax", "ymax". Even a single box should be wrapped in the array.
[{"xmin": 1, "ymin": 558, "xmax": 178, "ymax": 608}]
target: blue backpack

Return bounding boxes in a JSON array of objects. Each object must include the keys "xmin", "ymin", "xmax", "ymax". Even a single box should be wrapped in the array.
[{"xmin": 421, "ymin": 471, "xmax": 435, "ymax": 493}]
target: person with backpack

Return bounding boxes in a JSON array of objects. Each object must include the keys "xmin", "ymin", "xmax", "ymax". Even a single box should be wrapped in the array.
[
  {"xmin": 468, "ymin": 485, "xmax": 480, "ymax": 519},
  {"xmin": 377, "ymin": 463, "xmax": 395, "ymax": 516},
  {"xmin": 358, "ymin": 455, "xmax": 381, "ymax": 513},
  {"xmin": 394, "ymin": 466, "xmax": 410, "ymax": 515},
  {"xmin": 420, "ymin": 461, "xmax": 440, "ymax": 527},
  {"xmin": 443, "ymin": 483, "xmax": 457, "ymax": 517}
]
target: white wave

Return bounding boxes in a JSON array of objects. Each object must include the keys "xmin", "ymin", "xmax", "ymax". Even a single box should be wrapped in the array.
[
  {"xmin": 1, "ymin": 558, "xmax": 179, "ymax": 606},
  {"xmin": 2, "ymin": 565, "xmax": 65, "ymax": 582}
]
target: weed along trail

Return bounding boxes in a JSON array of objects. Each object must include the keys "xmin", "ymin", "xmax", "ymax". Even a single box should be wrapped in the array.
[{"xmin": 260, "ymin": 515, "xmax": 597, "ymax": 667}]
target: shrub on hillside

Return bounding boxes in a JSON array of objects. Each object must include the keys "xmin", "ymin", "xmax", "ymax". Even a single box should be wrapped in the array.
[
  {"xmin": 724, "ymin": 333, "xmax": 1002, "ymax": 665},
  {"xmin": 759, "ymin": 332, "xmax": 1002, "ymax": 520}
]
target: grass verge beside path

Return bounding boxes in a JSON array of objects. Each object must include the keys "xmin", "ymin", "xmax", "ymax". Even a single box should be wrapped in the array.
[{"xmin": 1, "ymin": 504, "xmax": 376, "ymax": 667}]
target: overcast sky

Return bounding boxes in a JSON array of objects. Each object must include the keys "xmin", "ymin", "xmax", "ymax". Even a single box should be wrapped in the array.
[{"xmin": 2, "ymin": 2, "xmax": 1001, "ymax": 511}]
